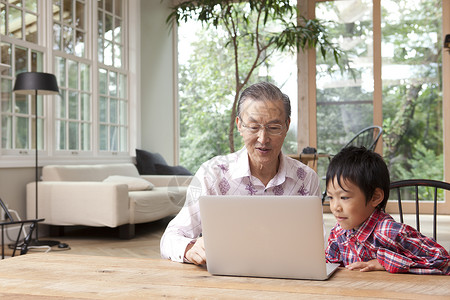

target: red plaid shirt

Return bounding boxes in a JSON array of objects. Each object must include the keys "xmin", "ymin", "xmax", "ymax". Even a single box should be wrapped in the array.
[{"xmin": 326, "ymin": 209, "xmax": 450, "ymax": 275}]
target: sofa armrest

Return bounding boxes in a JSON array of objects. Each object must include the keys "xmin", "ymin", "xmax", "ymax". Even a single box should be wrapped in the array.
[
  {"xmin": 140, "ymin": 175, "xmax": 193, "ymax": 187},
  {"xmin": 26, "ymin": 182, "xmax": 130, "ymax": 228}
]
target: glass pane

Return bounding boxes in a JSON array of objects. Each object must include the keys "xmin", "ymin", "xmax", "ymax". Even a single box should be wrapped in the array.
[
  {"xmin": 75, "ymin": 1, "xmax": 84, "ymax": 29},
  {"xmin": 63, "ymin": 25, "xmax": 74, "ymax": 53},
  {"xmin": 109, "ymin": 126, "xmax": 117, "ymax": 151},
  {"xmin": 81, "ymin": 123, "xmax": 90, "ymax": 150},
  {"xmin": 53, "ymin": 0, "xmax": 61, "ymax": 22},
  {"xmin": 9, "ymin": 7, "xmax": 22, "ymax": 39},
  {"xmin": 1, "ymin": 115, "xmax": 12, "ymax": 149},
  {"xmin": 1, "ymin": 78, "xmax": 12, "ymax": 113},
  {"xmin": 98, "ymin": 0, "xmax": 103, "ymax": 9},
  {"xmin": 15, "ymin": 46, "xmax": 27, "ymax": 75},
  {"xmin": 75, "ymin": 30, "xmax": 85, "ymax": 57},
  {"xmin": 98, "ymin": 38, "xmax": 104, "ymax": 63},
  {"xmin": 316, "ymin": 0, "xmax": 374, "ymax": 155},
  {"xmin": 381, "ymin": 0, "xmax": 443, "ymax": 181},
  {"xmin": 56, "ymin": 120, "xmax": 66, "ymax": 150},
  {"xmin": 68, "ymin": 121, "xmax": 79, "ymax": 150},
  {"xmin": 31, "ymin": 50, "xmax": 43, "ymax": 72},
  {"xmin": 109, "ymin": 71, "xmax": 117, "ymax": 96},
  {"xmin": 25, "ymin": 0, "xmax": 38, "ymax": 12},
  {"xmin": 15, "ymin": 116, "xmax": 29, "ymax": 149},
  {"xmin": 120, "ymin": 126, "xmax": 127, "ymax": 152},
  {"xmin": 105, "ymin": 0, "xmax": 113, "ymax": 13},
  {"xmin": 115, "ymin": 0, "xmax": 122, "ymax": 17},
  {"xmin": 109, "ymin": 99, "xmax": 117, "ymax": 123},
  {"xmin": 15, "ymin": 94, "xmax": 28, "ymax": 114},
  {"xmin": 1, "ymin": 4, "xmax": 6, "ymax": 35},
  {"xmin": 99, "ymin": 69, "xmax": 107, "ymax": 95},
  {"xmin": 99, "ymin": 124, "xmax": 108, "ymax": 150},
  {"xmin": 118, "ymin": 73, "xmax": 126, "ymax": 98},
  {"xmin": 114, "ymin": 17, "xmax": 121, "ymax": 42},
  {"xmin": 68, "ymin": 91, "xmax": 78, "ymax": 119},
  {"xmin": 105, "ymin": 14, "xmax": 113, "ymax": 40},
  {"xmin": 53, "ymin": 23, "xmax": 62, "ymax": 50},
  {"xmin": 119, "ymin": 100, "xmax": 127, "ymax": 125},
  {"xmin": 68, "ymin": 60, "xmax": 78, "ymax": 89},
  {"xmin": 56, "ymin": 90, "xmax": 66, "ymax": 118},
  {"xmin": 55, "ymin": 56, "xmax": 66, "ymax": 87},
  {"xmin": 81, "ymin": 93, "xmax": 90, "ymax": 121},
  {"xmin": 1, "ymin": 42, "xmax": 12, "ymax": 76},
  {"xmin": 63, "ymin": 0, "xmax": 73, "ymax": 25},
  {"xmin": 104, "ymin": 40, "xmax": 112, "ymax": 65},
  {"xmin": 36, "ymin": 118, "xmax": 43, "ymax": 150},
  {"xmin": 99, "ymin": 96, "xmax": 107, "ymax": 122},
  {"xmin": 80, "ymin": 63, "xmax": 89, "ymax": 91},
  {"xmin": 114, "ymin": 44, "xmax": 122, "ymax": 68},
  {"xmin": 97, "ymin": 11, "xmax": 103, "ymax": 36},
  {"xmin": 24, "ymin": 13, "xmax": 37, "ymax": 43}
]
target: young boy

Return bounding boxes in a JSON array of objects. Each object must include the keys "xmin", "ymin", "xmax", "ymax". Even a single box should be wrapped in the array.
[{"xmin": 325, "ymin": 146, "xmax": 450, "ymax": 275}]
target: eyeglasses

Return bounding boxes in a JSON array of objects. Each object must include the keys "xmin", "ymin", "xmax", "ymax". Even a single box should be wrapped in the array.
[{"xmin": 240, "ymin": 119, "xmax": 285, "ymax": 135}]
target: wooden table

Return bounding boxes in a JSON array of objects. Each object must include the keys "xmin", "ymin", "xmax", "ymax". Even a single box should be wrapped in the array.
[{"xmin": 0, "ymin": 253, "xmax": 449, "ymax": 299}]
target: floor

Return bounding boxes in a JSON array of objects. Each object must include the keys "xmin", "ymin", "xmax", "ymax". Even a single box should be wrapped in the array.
[{"xmin": 16, "ymin": 213, "xmax": 448, "ymax": 259}]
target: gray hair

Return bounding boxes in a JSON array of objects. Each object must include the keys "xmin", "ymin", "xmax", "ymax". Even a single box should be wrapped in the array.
[{"xmin": 236, "ymin": 82, "xmax": 291, "ymax": 123}]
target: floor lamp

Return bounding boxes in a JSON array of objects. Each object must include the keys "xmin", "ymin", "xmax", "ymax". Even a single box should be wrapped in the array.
[{"xmin": 13, "ymin": 72, "xmax": 61, "ymax": 247}]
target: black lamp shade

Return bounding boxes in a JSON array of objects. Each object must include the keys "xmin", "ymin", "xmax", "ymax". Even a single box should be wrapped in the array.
[{"xmin": 13, "ymin": 72, "xmax": 59, "ymax": 95}]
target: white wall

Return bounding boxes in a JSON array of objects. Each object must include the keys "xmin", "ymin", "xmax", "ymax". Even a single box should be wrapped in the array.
[{"xmin": 139, "ymin": 0, "xmax": 177, "ymax": 165}]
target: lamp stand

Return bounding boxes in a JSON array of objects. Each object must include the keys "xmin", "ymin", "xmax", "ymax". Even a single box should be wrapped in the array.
[{"xmin": 29, "ymin": 90, "xmax": 59, "ymax": 247}]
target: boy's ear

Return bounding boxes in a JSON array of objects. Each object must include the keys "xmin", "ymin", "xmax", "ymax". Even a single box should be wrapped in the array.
[{"xmin": 370, "ymin": 188, "xmax": 384, "ymax": 208}]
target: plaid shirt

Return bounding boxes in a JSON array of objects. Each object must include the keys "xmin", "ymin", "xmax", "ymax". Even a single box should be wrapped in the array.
[{"xmin": 326, "ymin": 209, "xmax": 450, "ymax": 275}]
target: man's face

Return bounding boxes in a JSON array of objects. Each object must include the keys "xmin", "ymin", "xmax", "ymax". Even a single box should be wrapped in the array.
[{"xmin": 236, "ymin": 98, "xmax": 289, "ymax": 170}]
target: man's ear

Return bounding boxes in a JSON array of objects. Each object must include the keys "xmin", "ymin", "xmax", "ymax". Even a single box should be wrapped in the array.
[{"xmin": 370, "ymin": 188, "xmax": 384, "ymax": 208}]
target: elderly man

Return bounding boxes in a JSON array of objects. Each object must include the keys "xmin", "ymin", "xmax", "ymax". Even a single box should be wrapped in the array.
[{"xmin": 160, "ymin": 82, "xmax": 320, "ymax": 264}]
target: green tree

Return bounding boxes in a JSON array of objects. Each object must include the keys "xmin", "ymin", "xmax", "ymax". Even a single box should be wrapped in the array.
[{"xmin": 168, "ymin": 0, "xmax": 347, "ymax": 152}]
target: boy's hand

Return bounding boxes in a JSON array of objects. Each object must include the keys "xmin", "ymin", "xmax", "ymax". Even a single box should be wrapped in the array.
[
  {"xmin": 346, "ymin": 259, "xmax": 385, "ymax": 272},
  {"xmin": 185, "ymin": 237, "xmax": 206, "ymax": 265}
]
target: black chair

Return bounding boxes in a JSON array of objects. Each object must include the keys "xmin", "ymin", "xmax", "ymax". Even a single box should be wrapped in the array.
[
  {"xmin": 389, "ymin": 179, "xmax": 450, "ymax": 241},
  {"xmin": 0, "ymin": 198, "xmax": 44, "ymax": 259},
  {"xmin": 341, "ymin": 125, "xmax": 383, "ymax": 151},
  {"xmin": 322, "ymin": 125, "xmax": 384, "ymax": 204}
]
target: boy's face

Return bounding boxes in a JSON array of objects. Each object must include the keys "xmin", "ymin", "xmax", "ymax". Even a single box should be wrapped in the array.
[{"xmin": 327, "ymin": 177, "xmax": 381, "ymax": 230}]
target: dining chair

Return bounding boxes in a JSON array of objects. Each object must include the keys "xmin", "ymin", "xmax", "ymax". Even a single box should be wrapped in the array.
[
  {"xmin": 341, "ymin": 125, "xmax": 383, "ymax": 151},
  {"xmin": 389, "ymin": 179, "xmax": 450, "ymax": 241}
]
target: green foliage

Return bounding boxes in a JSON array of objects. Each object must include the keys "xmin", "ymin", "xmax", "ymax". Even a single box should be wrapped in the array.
[{"xmin": 167, "ymin": 0, "xmax": 347, "ymax": 154}]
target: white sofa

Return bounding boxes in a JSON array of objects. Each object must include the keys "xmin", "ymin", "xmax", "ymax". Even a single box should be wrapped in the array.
[{"xmin": 26, "ymin": 163, "xmax": 192, "ymax": 238}]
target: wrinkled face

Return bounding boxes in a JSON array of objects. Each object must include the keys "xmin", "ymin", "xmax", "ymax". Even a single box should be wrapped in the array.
[
  {"xmin": 236, "ymin": 98, "xmax": 289, "ymax": 170},
  {"xmin": 327, "ymin": 177, "xmax": 378, "ymax": 230}
]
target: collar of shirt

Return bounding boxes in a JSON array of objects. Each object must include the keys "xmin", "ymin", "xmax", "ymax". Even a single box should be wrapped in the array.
[
  {"xmin": 335, "ymin": 209, "xmax": 383, "ymax": 243},
  {"xmin": 228, "ymin": 147, "xmax": 296, "ymax": 188}
]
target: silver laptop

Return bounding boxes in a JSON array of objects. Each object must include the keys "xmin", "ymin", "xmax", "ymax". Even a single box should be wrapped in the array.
[{"xmin": 199, "ymin": 195, "xmax": 340, "ymax": 280}]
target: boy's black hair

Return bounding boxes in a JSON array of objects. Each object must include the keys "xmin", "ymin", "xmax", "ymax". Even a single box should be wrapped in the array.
[{"xmin": 325, "ymin": 146, "xmax": 390, "ymax": 210}]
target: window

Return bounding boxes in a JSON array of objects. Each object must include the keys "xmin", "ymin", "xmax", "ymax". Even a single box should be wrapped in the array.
[
  {"xmin": 97, "ymin": 0, "xmax": 127, "ymax": 153},
  {"xmin": 52, "ymin": 0, "xmax": 86, "ymax": 57},
  {"xmin": 313, "ymin": 0, "xmax": 448, "ymax": 214},
  {"xmin": 0, "ymin": 1, "xmax": 44, "ymax": 155},
  {"xmin": 0, "ymin": 0, "xmax": 130, "ymax": 164},
  {"xmin": 54, "ymin": 56, "xmax": 91, "ymax": 152}
]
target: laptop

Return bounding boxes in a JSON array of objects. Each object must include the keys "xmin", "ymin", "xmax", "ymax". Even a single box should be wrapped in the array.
[{"xmin": 199, "ymin": 195, "xmax": 340, "ymax": 280}]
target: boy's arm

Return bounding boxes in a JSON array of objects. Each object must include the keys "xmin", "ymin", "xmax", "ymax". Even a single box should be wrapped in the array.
[{"xmin": 375, "ymin": 222, "xmax": 450, "ymax": 275}]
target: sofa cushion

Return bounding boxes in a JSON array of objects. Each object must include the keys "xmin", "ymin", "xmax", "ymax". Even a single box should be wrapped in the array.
[
  {"xmin": 135, "ymin": 149, "xmax": 168, "ymax": 175},
  {"xmin": 103, "ymin": 175, "xmax": 154, "ymax": 191},
  {"xmin": 154, "ymin": 164, "xmax": 192, "ymax": 175}
]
